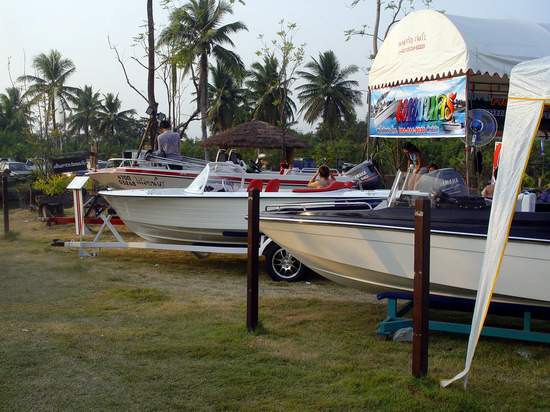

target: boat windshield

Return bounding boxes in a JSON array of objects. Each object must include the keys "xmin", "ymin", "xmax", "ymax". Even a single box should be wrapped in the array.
[
  {"xmin": 384, "ymin": 167, "xmax": 470, "ymax": 208},
  {"xmin": 184, "ymin": 162, "xmax": 245, "ymax": 194}
]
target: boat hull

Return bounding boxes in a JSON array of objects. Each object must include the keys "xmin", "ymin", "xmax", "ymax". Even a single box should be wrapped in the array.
[
  {"xmin": 260, "ymin": 218, "xmax": 550, "ymax": 306},
  {"xmin": 101, "ymin": 191, "xmax": 385, "ymax": 246},
  {"xmin": 89, "ymin": 167, "xmax": 353, "ymax": 190}
]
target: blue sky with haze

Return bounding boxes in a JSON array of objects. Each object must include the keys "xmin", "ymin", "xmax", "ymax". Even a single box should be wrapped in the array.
[{"xmin": 1, "ymin": 0, "xmax": 549, "ymax": 138}]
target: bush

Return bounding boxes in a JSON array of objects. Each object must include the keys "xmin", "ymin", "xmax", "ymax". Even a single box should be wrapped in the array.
[{"xmin": 33, "ymin": 174, "xmax": 73, "ymax": 196}]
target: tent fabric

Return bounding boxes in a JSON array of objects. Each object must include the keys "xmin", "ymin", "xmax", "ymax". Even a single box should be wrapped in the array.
[
  {"xmin": 441, "ymin": 56, "xmax": 550, "ymax": 388},
  {"xmin": 368, "ymin": 10, "xmax": 550, "ymax": 89}
]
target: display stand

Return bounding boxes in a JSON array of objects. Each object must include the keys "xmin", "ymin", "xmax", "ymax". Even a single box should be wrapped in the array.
[{"xmin": 377, "ymin": 292, "xmax": 550, "ymax": 344}]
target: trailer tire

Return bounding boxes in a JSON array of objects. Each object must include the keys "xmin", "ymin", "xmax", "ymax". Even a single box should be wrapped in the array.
[{"xmin": 263, "ymin": 243, "xmax": 306, "ymax": 282}]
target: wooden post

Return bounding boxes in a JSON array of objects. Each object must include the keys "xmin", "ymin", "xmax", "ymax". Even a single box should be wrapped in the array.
[
  {"xmin": 412, "ymin": 197, "xmax": 430, "ymax": 378},
  {"xmin": 247, "ymin": 189, "xmax": 260, "ymax": 332},
  {"xmin": 2, "ymin": 172, "xmax": 9, "ymax": 234}
]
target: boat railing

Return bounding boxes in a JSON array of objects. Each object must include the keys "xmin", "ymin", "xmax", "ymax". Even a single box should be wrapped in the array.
[
  {"xmin": 264, "ymin": 200, "xmax": 375, "ymax": 213},
  {"xmin": 108, "ymin": 156, "xmax": 206, "ymax": 170}
]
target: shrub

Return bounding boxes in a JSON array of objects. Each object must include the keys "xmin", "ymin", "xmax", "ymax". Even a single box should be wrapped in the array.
[{"xmin": 33, "ymin": 174, "xmax": 73, "ymax": 196}]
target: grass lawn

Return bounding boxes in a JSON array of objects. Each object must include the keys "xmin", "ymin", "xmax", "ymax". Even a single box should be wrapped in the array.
[{"xmin": 1, "ymin": 209, "xmax": 549, "ymax": 411}]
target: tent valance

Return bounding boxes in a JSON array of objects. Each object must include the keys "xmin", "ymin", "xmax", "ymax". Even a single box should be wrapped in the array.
[{"xmin": 368, "ymin": 10, "xmax": 550, "ymax": 89}]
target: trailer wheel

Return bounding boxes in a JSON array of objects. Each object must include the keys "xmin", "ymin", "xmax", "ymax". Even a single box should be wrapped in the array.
[{"xmin": 263, "ymin": 243, "xmax": 305, "ymax": 282}]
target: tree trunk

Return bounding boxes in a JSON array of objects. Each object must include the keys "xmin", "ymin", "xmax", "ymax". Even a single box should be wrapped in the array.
[
  {"xmin": 171, "ymin": 62, "xmax": 177, "ymax": 125},
  {"xmin": 373, "ymin": 0, "xmax": 381, "ymax": 57},
  {"xmin": 50, "ymin": 95, "xmax": 59, "ymax": 150},
  {"xmin": 51, "ymin": 95, "xmax": 57, "ymax": 133},
  {"xmin": 147, "ymin": 0, "xmax": 158, "ymax": 149},
  {"xmin": 199, "ymin": 52, "xmax": 209, "ymax": 160}
]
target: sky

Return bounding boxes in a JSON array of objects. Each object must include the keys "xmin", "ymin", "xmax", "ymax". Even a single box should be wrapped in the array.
[{"xmin": 1, "ymin": 0, "xmax": 550, "ymax": 139}]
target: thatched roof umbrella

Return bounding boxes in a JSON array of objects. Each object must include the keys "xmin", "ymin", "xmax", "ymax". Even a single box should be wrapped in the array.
[{"xmin": 202, "ymin": 120, "xmax": 309, "ymax": 161}]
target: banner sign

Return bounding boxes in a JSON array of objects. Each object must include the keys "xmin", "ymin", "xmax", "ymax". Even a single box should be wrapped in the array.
[
  {"xmin": 50, "ymin": 155, "xmax": 88, "ymax": 174},
  {"xmin": 370, "ymin": 76, "xmax": 467, "ymax": 138}
]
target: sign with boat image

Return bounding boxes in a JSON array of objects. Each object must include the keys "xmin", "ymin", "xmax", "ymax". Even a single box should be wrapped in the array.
[{"xmin": 370, "ymin": 76, "xmax": 466, "ymax": 138}]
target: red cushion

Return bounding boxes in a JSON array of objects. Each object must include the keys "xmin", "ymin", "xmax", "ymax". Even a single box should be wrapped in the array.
[
  {"xmin": 247, "ymin": 179, "xmax": 264, "ymax": 192},
  {"xmin": 292, "ymin": 181, "xmax": 353, "ymax": 193},
  {"xmin": 265, "ymin": 179, "xmax": 281, "ymax": 192}
]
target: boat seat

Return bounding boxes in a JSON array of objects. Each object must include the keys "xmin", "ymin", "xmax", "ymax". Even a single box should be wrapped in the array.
[
  {"xmin": 265, "ymin": 179, "xmax": 281, "ymax": 192},
  {"xmin": 247, "ymin": 179, "xmax": 264, "ymax": 192},
  {"xmin": 292, "ymin": 181, "xmax": 353, "ymax": 193}
]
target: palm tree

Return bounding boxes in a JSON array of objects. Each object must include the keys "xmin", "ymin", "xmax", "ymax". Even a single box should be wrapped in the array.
[
  {"xmin": 208, "ymin": 61, "xmax": 245, "ymax": 132},
  {"xmin": 297, "ymin": 51, "xmax": 363, "ymax": 139},
  {"xmin": 97, "ymin": 93, "xmax": 136, "ymax": 146},
  {"xmin": 161, "ymin": 0, "xmax": 247, "ymax": 155},
  {"xmin": 0, "ymin": 87, "xmax": 30, "ymax": 132},
  {"xmin": 18, "ymin": 50, "xmax": 78, "ymax": 134},
  {"xmin": 246, "ymin": 55, "xmax": 296, "ymax": 126},
  {"xmin": 68, "ymin": 85, "xmax": 102, "ymax": 145}
]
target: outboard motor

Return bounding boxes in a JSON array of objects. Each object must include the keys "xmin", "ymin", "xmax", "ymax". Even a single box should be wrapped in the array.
[
  {"xmin": 344, "ymin": 160, "xmax": 383, "ymax": 190},
  {"xmin": 415, "ymin": 168, "xmax": 468, "ymax": 198},
  {"xmin": 416, "ymin": 168, "xmax": 486, "ymax": 208}
]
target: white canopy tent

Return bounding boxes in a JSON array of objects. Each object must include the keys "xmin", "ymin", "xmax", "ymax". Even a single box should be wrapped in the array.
[
  {"xmin": 368, "ymin": 10, "xmax": 550, "ymax": 89},
  {"xmin": 442, "ymin": 56, "xmax": 550, "ymax": 387},
  {"xmin": 366, "ymin": 10, "xmax": 550, "ymax": 387}
]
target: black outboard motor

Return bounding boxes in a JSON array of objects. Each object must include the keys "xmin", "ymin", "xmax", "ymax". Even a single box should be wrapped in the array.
[
  {"xmin": 415, "ymin": 168, "xmax": 468, "ymax": 198},
  {"xmin": 416, "ymin": 168, "xmax": 486, "ymax": 208},
  {"xmin": 344, "ymin": 160, "xmax": 383, "ymax": 190}
]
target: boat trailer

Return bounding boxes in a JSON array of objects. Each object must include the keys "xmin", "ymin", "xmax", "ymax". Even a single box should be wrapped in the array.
[
  {"xmin": 59, "ymin": 176, "xmax": 274, "ymax": 258},
  {"xmin": 377, "ymin": 291, "xmax": 550, "ymax": 344}
]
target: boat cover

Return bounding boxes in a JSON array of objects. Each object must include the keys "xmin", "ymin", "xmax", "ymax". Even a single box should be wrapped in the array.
[
  {"xmin": 368, "ymin": 10, "xmax": 550, "ymax": 89},
  {"xmin": 442, "ymin": 56, "xmax": 550, "ymax": 387}
]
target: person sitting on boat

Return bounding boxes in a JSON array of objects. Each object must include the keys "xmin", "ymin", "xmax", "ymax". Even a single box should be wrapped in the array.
[
  {"xmin": 428, "ymin": 163, "xmax": 439, "ymax": 173},
  {"xmin": 308, "ymin": 165, "xmax": 335, "ymax": 188},
  {"xmin": 156, "ymin": 120, "xmax": 183, "ymax": 163}
]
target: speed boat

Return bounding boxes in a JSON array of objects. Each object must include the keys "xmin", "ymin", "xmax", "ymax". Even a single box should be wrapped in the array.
[
  {"xmin": 88, "ymin": 150, "xmax": 376, "ymax": 190},
  {"xmin": 100, "ymin": 162, "xmax": 388, "ymax": 247},
  {"xmin": 260, "ymin": 169, "xmax": 550, "ymax": 306}
]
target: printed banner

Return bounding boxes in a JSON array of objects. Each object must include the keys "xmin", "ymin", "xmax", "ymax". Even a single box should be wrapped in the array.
[
  {"xmin": 370, "ymin": 76, "xmax": 467, "ymax": 138},
  {"xmin": 50, "ymin": 155, "xmax": 88, "ymax": 174}
]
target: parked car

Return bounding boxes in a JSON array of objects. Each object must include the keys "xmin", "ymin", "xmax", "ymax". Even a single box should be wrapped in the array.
[{"xmin": 0, "ymin": 161, "xmax": 33, "ymax": 178}]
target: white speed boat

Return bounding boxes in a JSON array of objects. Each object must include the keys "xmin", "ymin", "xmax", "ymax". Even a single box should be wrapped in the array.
[
  {"xmin": 100, "ymin": 162, "xmax": 388, "ymax": 247},
  {"xmin": 88, "ymin": 151, "xmax": 375, "ymax": 190},
  {"xmin": 260, "ymin": 170, "xmax": 550, "ymax": 306}
]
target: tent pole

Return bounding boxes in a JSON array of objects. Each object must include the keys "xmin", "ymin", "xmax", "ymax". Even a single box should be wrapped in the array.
[
  {"xmin": 465, "ymin": 75, "xmax": 471, "ymax": 191},
  {"xmin": 362, "ymin": 89, "xmax": 372, "ymax": 161}
]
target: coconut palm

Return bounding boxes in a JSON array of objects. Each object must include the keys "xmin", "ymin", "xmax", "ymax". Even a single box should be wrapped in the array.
[
  {"xmin": 161, "ymin": 0, "xmax": 247, "ymax": 152},
  {"xmin": 18, "ymin": 50, "xmax": 78, "ymax": 133},
  {"xmin": 0, "ymin": 87, "xmax": 31, "ymax": 132},
  {"xmin": 97, "ymin": 93, "xmax": 136, "ymax": 146},
  {"xmin": 67, "ymin": 85, "xmax": 102, "ymax": 145},
  {"xmin": 246, "ymin": 55, "xmax": 296, "ymax": 126},
  {"xmin": 297, "ymin": 51, "xmax": 363, "ymax": 139},
  {"xmin": 208, "ymin": 61, "xmax": 245, "ymax": 132}
]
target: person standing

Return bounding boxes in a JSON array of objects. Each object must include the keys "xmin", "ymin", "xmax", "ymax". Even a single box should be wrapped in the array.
[
  {"xmin": 403, "ymin": 142, "xmax": 426, "ymax": 174},
  {"xmin": 403, "ymin": 142, "xmax": 427, "ymax": 188},
  {"xmin": 156, "ymin": 120, "xmax": 182, "ymax": 161}
]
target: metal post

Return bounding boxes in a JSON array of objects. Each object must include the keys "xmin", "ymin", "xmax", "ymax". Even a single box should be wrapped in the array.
[
  {"xmin": 247, "ymin": 189, "xmax": 260, "ymax": 332},
  {"xmin": 361, "ymin": 89, "xmax": 372, "ymax": 161},
  {"xmin": 412, "ymin": 197, "xmax": 430, "ymax": 378},
  {"xmin": 2, "ymin": 172, "xmax": 9, "ymax": 234}
]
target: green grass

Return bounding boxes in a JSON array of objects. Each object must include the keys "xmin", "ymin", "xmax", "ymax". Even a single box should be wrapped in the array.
[{"xmin": 1, "ymin": 209, "xmax": 549, "ymax": 411}]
